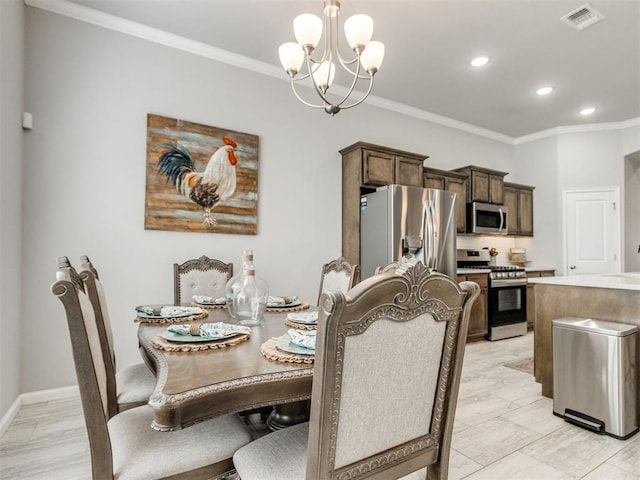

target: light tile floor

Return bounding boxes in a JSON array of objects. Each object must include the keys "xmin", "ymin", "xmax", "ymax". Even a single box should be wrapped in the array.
[{"xmin": 1, "ymin": 332, "xmax": 638, "ymax": 479}]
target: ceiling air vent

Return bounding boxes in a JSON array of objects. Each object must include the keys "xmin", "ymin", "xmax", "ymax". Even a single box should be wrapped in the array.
[{"xmin": 561, "ymin": 4, "xmax": 605, "ymax": 30}]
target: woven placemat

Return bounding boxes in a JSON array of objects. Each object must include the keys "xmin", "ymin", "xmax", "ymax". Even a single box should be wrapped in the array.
[
  {"xmin": 151, "ymin": 333, "xmax": 250, "ymax": 352},
  {"xmin": 134, "ymin": 310, "xmax": 209, "ymax": 324},
  {"xmin": 190, "ymin": 302, "xmax": 226, "ymax": 310},
  {"xmin": 284, "ymin": 318, "xmax": 317, "ymax": 331},
  {"xmin": 266, "ymin": 303, "xmax": 311, "ymax": 313},
  {"xmin": 260, "ymin": 337, "xmax": 314, "ymax": 364}
]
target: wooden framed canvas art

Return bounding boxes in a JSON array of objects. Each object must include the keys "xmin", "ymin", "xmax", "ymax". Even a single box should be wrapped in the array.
[{"xmin": 145, "ymin": 114, "xmax": 259, "ymax": 235}]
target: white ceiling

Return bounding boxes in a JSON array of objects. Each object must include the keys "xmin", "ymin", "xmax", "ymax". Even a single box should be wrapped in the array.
[{"xmin": 65, "ymin": 0, "xmax": 640, "ymax": 139}]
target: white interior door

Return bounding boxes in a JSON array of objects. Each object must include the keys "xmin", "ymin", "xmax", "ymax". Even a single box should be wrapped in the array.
[{"xmin": 564, "ymin": 188, "xmax": 620, "ymax": 275}]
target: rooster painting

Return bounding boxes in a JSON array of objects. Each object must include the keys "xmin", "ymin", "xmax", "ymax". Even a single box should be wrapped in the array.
[{"xmin": 155, "ymin": 137, "xmax": 238, "ymax": 227}]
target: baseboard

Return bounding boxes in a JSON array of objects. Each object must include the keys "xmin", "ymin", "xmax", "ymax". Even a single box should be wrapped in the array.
[
  {"xmin": 21, "ymin": 385, "xmax": 79, "ymax": 405},
  {"xmin": 0, "ymin": 396, "xmax": 22, "ymax": 438},
  {"xmin": 0, "ymin": 385, "xmax": 79, "ymax": 438}
]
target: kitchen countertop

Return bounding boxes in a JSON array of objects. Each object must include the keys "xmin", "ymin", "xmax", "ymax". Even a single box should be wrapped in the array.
[
  {"xmin": 524, "ymin": 266, "xmax": 556, "ymax": 272},
  {"xmin": 456, "ymin": 268, "xmax": 491, "ymax": 275},
  {"xmin": 528, "ymin": 272, "xmax": 640, "ymax": 291}
]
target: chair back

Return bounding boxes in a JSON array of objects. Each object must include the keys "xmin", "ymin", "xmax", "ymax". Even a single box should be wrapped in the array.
[
  {"xmin": 79, "ymin": 255, "xmax": 119, "ymax": 418},
  {"xmin": 51, "ymin": 257, "xmax": 115, "ymax": 478},
  {"xmin": 173, "ymin": 255, "xmax": 233, "ymax": 305},
  {"xmin": 374, "ymin": 256, "xmax": 421, "ymax": 276},
  {"xmin": 316, "ymin": 256, "xmax": 359, "ymax": 305},
  {"xmin": 307, "ymin": 262, "xmax": 479, "ymax": 480}
]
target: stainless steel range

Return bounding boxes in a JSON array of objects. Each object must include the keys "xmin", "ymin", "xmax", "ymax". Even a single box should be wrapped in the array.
[{"xmin": 457, "ymin": 250, "xmax": 528, "ymax": 341}]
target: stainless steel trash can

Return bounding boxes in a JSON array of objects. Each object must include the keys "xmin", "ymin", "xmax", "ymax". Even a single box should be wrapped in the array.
[{"xmin": 553, "ymin": 317, "xmax": 638, "ymax": 439}]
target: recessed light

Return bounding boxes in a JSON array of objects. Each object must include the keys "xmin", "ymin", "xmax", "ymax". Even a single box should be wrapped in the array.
[
  {"xmin": 536, "ymin": 86, "xmax": 553, "ymax": 96},
  {"xmin": 579, "ymin": 107, "xmax": 596, "ymax": 116},
  {"xmin": 470, "ymin": 56, "xmax": 489, "ymax": 67}
]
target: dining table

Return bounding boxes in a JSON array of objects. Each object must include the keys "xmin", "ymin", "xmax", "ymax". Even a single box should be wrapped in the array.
[{"xmin": 137, "ymin": 306, "xmax": 315, "ymax": 432}]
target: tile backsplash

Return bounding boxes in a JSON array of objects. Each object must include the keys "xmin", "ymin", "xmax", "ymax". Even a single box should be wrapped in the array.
[{"xmin": 457, "ymin": 235, "xmax": 517, "ymax": 266}]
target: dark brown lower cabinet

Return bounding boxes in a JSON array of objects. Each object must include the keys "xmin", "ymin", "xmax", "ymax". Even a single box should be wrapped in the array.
[{"xmin": 457, "ymin": 273, "xmax": 488, "ymax": 341}]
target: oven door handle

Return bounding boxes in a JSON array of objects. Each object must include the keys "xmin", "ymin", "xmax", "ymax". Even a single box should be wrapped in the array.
[{"xmin": 491, "ymin": 278, "xmax": 528, "ymax": 287}]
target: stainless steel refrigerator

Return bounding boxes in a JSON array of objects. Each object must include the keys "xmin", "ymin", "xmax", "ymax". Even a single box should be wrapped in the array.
[{"xmin": 360, "ymin": 185, "xmax": 457, "ymax": 279}]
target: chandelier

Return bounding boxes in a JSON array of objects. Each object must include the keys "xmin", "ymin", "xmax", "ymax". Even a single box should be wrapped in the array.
[{"xmin": 278, "ymin": 0, "xmax": 385, "ymax": 116}]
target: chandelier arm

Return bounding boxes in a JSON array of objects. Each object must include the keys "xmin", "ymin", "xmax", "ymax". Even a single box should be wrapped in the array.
[
  {"xmin": 337, "ymin": 76, "xmax": 375, "ymax": 110},
  {"xmin": 304, "ymin": 53, "xmax": 336, "ymax": 107},
  {"xmin": 333, "ymin": 58, "xmax": 365, "ymax": 108},
  {"xmin": 289, "ymin": 80, "xmax": 325, "ymax": 109},
  {"xmin": 320, "ymin": 5, "xmax": 334, "ymax": 64}
]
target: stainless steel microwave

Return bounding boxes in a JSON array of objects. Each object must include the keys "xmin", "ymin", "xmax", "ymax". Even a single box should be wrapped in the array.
[{"xmin": 466, "ymin": 202, "xmax": 508, "ymax": 235}]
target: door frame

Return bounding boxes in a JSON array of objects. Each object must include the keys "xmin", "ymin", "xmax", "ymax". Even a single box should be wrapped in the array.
[{"xmin": 562, "ymin": 187, "xmax": 621, "ymax": 276}]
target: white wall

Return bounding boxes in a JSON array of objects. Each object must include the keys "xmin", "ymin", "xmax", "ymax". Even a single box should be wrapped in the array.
[
  {"xmin": 623, "ymin": 124, "xmax": 640, "ymax": 157},
  {"xmin": 512, "ymin": 128, "xmax": 640, "ymax": 275},
  {"xmin": 0, "ymin": 0, "xmax": 25, "ymax": 421},
  {"xmin": 625, "ymin": 151, "xmax": 640, "ymax": 271},
  {"xmin": 21, "ymin": 7, "xmax": 515, "ymax": 393},
  {"xmin": 512, "ymin": 135, "xmax": 560, "ymax": 270},
  {"xmin": 558, "ymin": 130, "xmax": 624, "ymax": 189}
]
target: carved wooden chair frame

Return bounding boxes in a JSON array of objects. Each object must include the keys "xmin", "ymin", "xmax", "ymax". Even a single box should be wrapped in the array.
[
  {"xmin": 78, "ymin": 256, "xmax": 121, "ymax": 417},
  {"xmin": 317, "ymin": 256, "xmax": 360, "ymax": 305},
  {"xmin": 308, "ymin": 264, "xmax": 480, "ymax": 480},
  {"xmin": 53, "ymin": 257, "xmax": 242, "ymax": 480},
  {"xmin": 173, "ymin": 255, "xmax": 234, "ymax": 305}
]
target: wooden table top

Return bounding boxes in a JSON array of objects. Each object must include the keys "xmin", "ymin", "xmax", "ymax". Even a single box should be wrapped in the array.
[{"xmin": 137, "ymin": 308, "xmax": 314, "ymax": 431}]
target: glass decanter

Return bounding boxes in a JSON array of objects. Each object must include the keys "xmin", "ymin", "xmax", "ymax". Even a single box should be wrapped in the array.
[{"xmin": 225, "ymin": 250, "xmax": 268, "ymax": 325}]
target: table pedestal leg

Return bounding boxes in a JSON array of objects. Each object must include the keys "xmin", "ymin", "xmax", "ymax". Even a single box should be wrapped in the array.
[{"xmin": 266, "ymin": 400, "xmax": 310, "ymax": 430}]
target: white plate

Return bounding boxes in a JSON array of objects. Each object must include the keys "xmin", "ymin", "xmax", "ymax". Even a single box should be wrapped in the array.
[
  {"xmin": 286, "ymin": 312, "xmax": 318, "ymax": 324},
  {"xmin": 136, "ymin": 305, "xmax": 202, "ymax": 319},
  {"xmin": 267, "ymin": 300, "xmax": 302, "ymax": 309},
  {"xmin": 160, "ymin": 331, "xmax": 241, "ymax": 343},
  {"xmin": 275, "ymin": 334, "xmax": 315, "ymax": 356}
]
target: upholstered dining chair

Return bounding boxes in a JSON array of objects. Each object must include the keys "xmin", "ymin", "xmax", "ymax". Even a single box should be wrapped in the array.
[
  {"xmin": 79, "ymin": 255, "xmax": 156, "ymax": 415},
  {"xmin": 174, "ymin": 255, "xmax": 234, "ymax": 305},
  {"xmin": 233, "ymin": 262, "xmax": 480, "ymax": 480},
  {"xmin": 374, "ymin": 256, "xmax": 419, "ymax": 276},
  {"xmin": 316, "ymin": 256, "xmax": 359, "ymax": 305},
  {"xmin": 53, "ymin": 257, "xmax": 252, "ymax": 480}
]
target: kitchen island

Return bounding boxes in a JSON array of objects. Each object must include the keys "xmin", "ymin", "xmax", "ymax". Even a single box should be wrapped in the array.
[{"xmin": 529, "ymin": 273, "xmax": 640, "ymax": 403}]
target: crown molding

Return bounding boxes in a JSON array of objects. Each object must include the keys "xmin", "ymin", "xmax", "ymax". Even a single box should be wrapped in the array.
[
  {"xmin": 513, "ymin": 117, "xmax": 640, "ymax": 145},
  {"xmin": 24, "ymin": 0, "xmax": 283, "ymax": 80},
  {"xmin": 25, "ymin": 0, "xmax": 518, "ymax": 144},
  {"xmin": 25, "ymin": 0, "xmax": 637, "ymax": 147}
]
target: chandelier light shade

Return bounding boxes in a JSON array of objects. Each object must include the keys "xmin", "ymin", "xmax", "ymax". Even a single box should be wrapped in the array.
[{"xmin": 278, "ymin": 0, "xmax": 385, "ymax": 115}]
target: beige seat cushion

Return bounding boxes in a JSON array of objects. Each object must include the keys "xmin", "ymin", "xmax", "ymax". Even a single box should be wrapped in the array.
[
  {"xmin": 115, "ymin": 363, "xmax": 156, "ymax": 407},
  {"xmin": 233, "ymin": 422, "xmax": 309, "ymax": 480},
  {"xmin": 233, "ymin": 422, "xmax": 428, "ymax": 480},
  {"xmin": 109, "ymin": 408, "xmax": 251, "ymax": 480}
]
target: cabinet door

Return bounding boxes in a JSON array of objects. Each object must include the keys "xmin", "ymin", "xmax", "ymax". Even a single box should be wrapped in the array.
[
  {"xmin": 489, "ymin": 175, "xmax": 504, "ymax": 204},
  {"xmin": 395, "ymin": 156, "xmax": 423, "ymax": 187},
  {"xmin": 362, "ymin": 149, "xmax": 394, "ymax": 187},
  {"xmin": 463, "ymin": 273, "xmax": 488, "ymax": 341},
  {"xmin": 468, "ymin": 289, "xmax": 488, "ymax": 340},
  {"xmin": 503, "ymin": 186, "xmax": 519, "ymax": 234},
  {"xmin": 423, "ymin": 172, "xmax": 446, "ymax": 190},
  {"xmin": 469, "ymin": 171, "xmax": 490, "ymax": 203},
  {"xmin": 518, "ymin": 188, "xmax": 533, "ymax": 235},
  {"xmin": 446, "ymin": 176, "xmax": 467, "ymax": 234}
]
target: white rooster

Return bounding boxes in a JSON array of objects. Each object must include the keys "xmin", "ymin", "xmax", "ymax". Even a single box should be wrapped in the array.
[{"xmin": 156, "ymin": 137, "xmax": 238, "ymax": 226}]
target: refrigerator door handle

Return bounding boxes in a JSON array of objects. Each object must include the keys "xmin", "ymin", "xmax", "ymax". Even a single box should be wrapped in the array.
[{"xmin": 424, "ymin": 201, "xmax": 436, "ymax": 269}]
